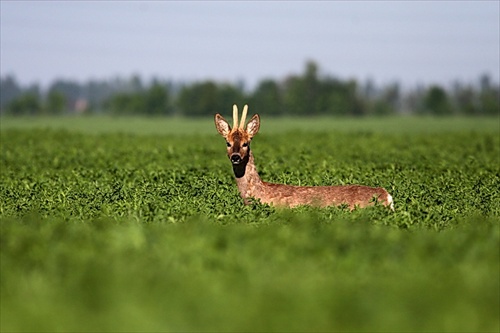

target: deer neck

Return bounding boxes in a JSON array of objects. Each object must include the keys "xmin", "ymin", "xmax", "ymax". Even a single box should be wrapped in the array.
[{"xmin": 232, "ymin": 150, "xmax": 264, "ymax": 201}]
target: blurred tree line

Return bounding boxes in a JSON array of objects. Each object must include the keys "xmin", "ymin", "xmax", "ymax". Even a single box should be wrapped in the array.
[{"xmin": 1, "ymin": 61, "xmax": 498, "ymax": 116}]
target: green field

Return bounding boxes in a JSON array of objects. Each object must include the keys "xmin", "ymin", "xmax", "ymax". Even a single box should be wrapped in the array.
[{"xmin": 1, "ymin": 116, "xmax": 499, "ymax": 332}]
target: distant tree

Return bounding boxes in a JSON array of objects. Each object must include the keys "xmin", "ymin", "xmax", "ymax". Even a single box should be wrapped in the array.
[
  {"xmin": 282, "ymin": 61, "xmax": 369, "ymax": 116},
  {"xmin": 452, "ymin": 83, "xmax": 479, "ymax": 115},
  {"xmin": 217, "ymin": 83, "xmax": 246, "ymax": 112},
  {"xmin": 144, "ymin": 83, "xmax": 171, "ymax": 115},
  {"xmin": 104, "ymin": 82, "xmax": 171, "ymax": 115},
  {"xmin": 250, "ymin": 79, "xmax": 283, "ymax": 116},
  {"xmin": 479, "ymin": 74, "xmax": 492, "ymax": 91},
  {"xmin": 48, "ymin": 80, "xmax": 82, "ymax": 111},
  {"xmin": 176, "ymin": 81, "xmax": 245, "ymax": 117},
  {"xmin": 6, "ymin": 92, "xmax": 42, "ymax": 115},
  {"xmin": 479, "ymin": 89, "xmax": 500, "ymax": 116},
  {"xmin": 422, "ymin": 85, "xmax": 453, "ymax": 115},
  {"xmin": 322, "ymin": 78, "xmax": 364, "ymax": 116},
  {"xmin": 83, "ymin": 80, "xmax": 116, "ymax": 112},
  {"xmin": 383, "ymin": 83, "xmax": 400, "ymax": 110},
  {"xmin": 177, "ymin": 81, "xmax": 218, "ymax": 116},
  {"xmin": 282, "ymin": 75, "xmax": 306, "ymax": 115},
  {"xmin": 130, "ymin": 75, "xmax": 144, "ymax": 92},
  {"xmin": 45, "ymin": 90, "xmax": 66, "ymax": 115},
  {"xmin": 402, "ymin": 85, "xmax": 426, "ymax": 114},
  {"xmin": 320, "ymin": 78, "xmax": 349, "ymax": 116},
  {"xmin": 3, "ymin": 61, "xmax": 498, "ymax": 118},
  {"xmin": 361, "ymin": 78, "xmax": 377, "ymax": 100},
  {"xmin": 478, "ymin": 74, "xmax": 500, "ymax": 115},
  {"xmin": 106, "ymin": 93, "xmax": 142, "ymax": 115},
  {"xmin": 0, "ymin": 75, "xmax": 22, "ymax": 110},
  {"xmin": 283, "ymin": 61, "xmax": 321, "ymax": 115},
  {"xmin": 303, "ymin": 61, "xmax": 321, "ymax": 114},
  {"xmin": 372, "ymin": 83, "xmax": 399, "ymax": 115}
]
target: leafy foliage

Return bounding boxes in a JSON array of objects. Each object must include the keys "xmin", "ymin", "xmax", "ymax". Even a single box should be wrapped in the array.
[
  {"xmin": 1, "ymin": 117, "xmax": 499, "ymax": 332},
  {"xmin": 2, "ymin": 62, "xmax": 499, "ymax": 116},
  {"xmin": 105, "ymin": 83, "xmax": 172, "ymax": 116},
  {"xmin": 4, "ymin": 92, "xmax": 42, "ymax": 116}
]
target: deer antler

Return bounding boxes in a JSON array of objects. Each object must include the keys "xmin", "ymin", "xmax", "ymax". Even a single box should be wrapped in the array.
[
  {"xmin": 232, "ymin": 104, "xmax": 239, "ymax": 129},
  {"xmin": 240, "ymin": 104, "xmax": 248, "ymax": 129}
]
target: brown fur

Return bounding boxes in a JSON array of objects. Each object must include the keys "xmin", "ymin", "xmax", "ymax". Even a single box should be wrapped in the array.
[{"xmin": 215, "ymin": 107, "xmax": 394, "ymax": 210}]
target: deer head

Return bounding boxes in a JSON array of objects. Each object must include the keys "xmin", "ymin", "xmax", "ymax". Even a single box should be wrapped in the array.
[{"xmin": 215, "ymin": 104, "xmax": 260, "ymax": 165}]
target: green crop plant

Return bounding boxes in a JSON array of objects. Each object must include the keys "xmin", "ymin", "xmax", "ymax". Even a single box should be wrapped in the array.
[{"xmin": 1, "ymin": 116, "xmax": 499, "ymax": 332}]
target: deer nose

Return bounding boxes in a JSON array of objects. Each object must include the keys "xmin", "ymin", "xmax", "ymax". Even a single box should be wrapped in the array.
[{"xmin": 230, "ymin": 154, "xmax": 242, "ymax": 164}]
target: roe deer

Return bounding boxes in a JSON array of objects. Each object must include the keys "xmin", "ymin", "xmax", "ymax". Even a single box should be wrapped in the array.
[{"xmin": 214, "ymin": 105, "xmax": 394, "ymax": 210}]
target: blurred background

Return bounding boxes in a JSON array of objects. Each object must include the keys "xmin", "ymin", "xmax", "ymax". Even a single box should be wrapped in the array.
[{"xmin": 1, "ymin": 1, "xmax": 499, "ymax": 117}]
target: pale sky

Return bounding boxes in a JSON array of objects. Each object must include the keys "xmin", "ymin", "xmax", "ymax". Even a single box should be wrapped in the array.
[{"xmin": 1, "ymin": 1, "xmax": 499, "ymax": 90}]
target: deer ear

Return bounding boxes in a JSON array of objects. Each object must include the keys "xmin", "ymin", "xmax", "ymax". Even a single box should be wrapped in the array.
[
  {"xmin": 215, "ymin": 114, "xmax": 231, "ymax": 137},
  {"xmin": 246, "ymin": 114, "xmax": 260, "ymax": 137}
]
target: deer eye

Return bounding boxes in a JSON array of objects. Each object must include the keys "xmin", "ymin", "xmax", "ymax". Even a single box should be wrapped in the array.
[
  {"xmin": 226, "ymin": 141, "xmax": 231, "ymax": 147},
  {"xmin": 242, "ymin": 142, "xmax": 248, "ymax": 148}
]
